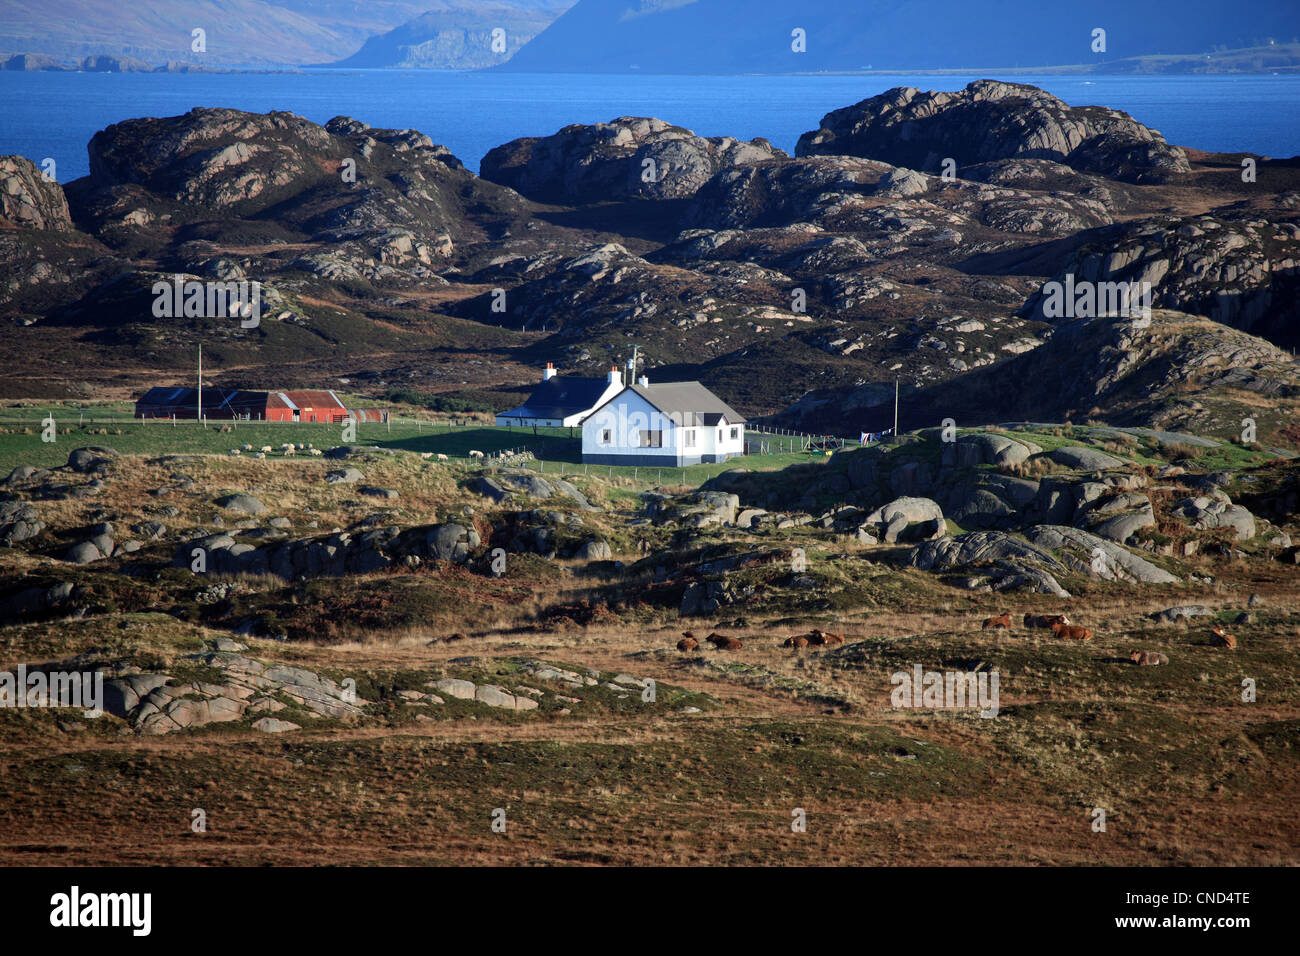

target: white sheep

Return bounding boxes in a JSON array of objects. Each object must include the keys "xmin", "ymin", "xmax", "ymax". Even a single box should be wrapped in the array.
[
  {"xmin": 420, "ymin": 452, "xmax": 432, "ymax": 460},
  {"xmin": 255, "ymin": 452, "xmax": 266, "ymax": 460},
  {"xmin": 468, "ymin": 449, "xmax": 484, "ymax": 459},
  {"xmin": 308, "ymin": 448, "xmax": 323, "ymax": 456},
  {"xmin": 229, "ymin": 449, "xmax": 241, "ymax": 456},
  {"xmin": 436, "ymin": 453, "xmax": 448, "ymax": 461},
  {"xmin": 260, "ymin": 445, "xmax": 273, "ymax": 453},
  {"xmin": 241, "ymin": 443, "xmax": 253, "ymax": 451}
]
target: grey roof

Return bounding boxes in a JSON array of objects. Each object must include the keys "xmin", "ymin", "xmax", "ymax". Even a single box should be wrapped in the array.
[
  {"xmin": 498, "ymin": 376, "xmax": 611, "ymax": 421},
  {"xmin": 623, "ymin": 381, "xmax": 745, "ymax": 425}
]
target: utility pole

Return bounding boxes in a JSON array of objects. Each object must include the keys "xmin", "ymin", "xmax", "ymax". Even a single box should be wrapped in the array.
[
  {"xmin": 626, "ymin": 344, "xmax": 640, "ymax": 386},
  {"xmin": 197, "ymin": 344, "xmax": 203, "ymax": 425},
  {"xmin": 893, "ymin": 377, "xmax": 899, "ymax": 439}
]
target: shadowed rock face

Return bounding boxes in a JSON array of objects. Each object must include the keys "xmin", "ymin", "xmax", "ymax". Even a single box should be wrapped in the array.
[
  {"xmin": 796, "ymin": 80, "xmax": 1191, "ymax": 185},
  {"xmin": 480, "ymin": 116, "xmax": 788, "ymax": 204},
  {"xmin": 1021, "ymin": 215, "xmax": 1300, "ymax": 347}
]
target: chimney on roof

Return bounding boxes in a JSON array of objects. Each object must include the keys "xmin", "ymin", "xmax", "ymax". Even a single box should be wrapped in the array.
[
  {"xmin": 638, "ymin": 375, "xmax": 649, "ymax": 387},
  {"xmin": 543, "ymin": 362, "xmax": 556, "ymax": 381},
  {"xmin": 607, "ymin": 365, "xmax": 619, "ymax": 384}
]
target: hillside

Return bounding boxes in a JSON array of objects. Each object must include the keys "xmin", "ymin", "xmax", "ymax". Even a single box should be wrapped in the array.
[
  {"xmin": 498, "ymin": 0, "xmax": 1300, "ymax": 74},
  {"xmin": 329, "ymin": 1, "xmax": 575, "ymax": 69}
]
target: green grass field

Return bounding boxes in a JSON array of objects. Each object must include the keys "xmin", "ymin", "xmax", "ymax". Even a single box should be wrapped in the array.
[{"xmin": 0, "ymin": 402, "xmax": 837, "ymax": 489}]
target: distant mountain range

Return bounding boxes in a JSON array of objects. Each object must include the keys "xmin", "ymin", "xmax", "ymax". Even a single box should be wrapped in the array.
[
  {"xmin": 328, "ymin": 1, "xmax": 575, "ymax": 69},
  {"xmin": 2, "ymin": 0, "xmax": 1298, "ymax": 72},
  {"xmin": 497, "ymin": 0, "xmax": 1300, "ymax": 73}
]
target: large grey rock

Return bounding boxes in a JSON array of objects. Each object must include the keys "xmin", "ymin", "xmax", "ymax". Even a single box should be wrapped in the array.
[
  {"xmin": 1172, "ymin": 496, "xmax": 1255, "ymax": 540},
  {"xmin": 1024, "ymin": 525, "xmax": 1178, "ymax": 584},
  {"xmin": 575, "ymin": 539, "xmax": 612, "ymax": 561},
  {"xmin": 216, "ymin": 494, "xmax": 267, "ymax": 515},
  {"xmin": 1150, "ymin": 604, "xmax": 1213, "ymax": 625},
  {"xmin": 64, "ymin": 541, "xmax": 103, "ymax": 564},
  {"xmin": 252, "ymin": 717, "xmax": 301, "ymax": 733},
  {"xmin": 432, "ymin": 678, "xmax": 475, "ymax": 700},
  {"xmin": 0, "ymin": 500, "xmax": 43, "ymax": 545},
  {"xmin": 1048, "ymin": 447, "xmax": 1123, "ymax": 471},
  {"xmin": 67, "ymin": 446, "xmax": 118, "ymax": 473},
  {"xmin": 325, "ymin": 468, "xmax": 364, "ymax": 484}
]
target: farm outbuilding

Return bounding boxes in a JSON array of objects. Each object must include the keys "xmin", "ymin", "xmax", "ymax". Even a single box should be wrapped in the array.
[{"xmin": 134, "ymin": 387, "xmax": 387, "ymax": 423}]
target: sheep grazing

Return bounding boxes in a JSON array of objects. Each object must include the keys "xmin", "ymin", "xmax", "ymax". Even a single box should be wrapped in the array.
[
  {"xmin": 706, "ymin": 632, "xmax": 743, "ymax": 650},
  {"xmin": 1130, "ymin": 650, "xmax": 1169, "ymax": 666},
  {"xmin": 308, "ymin": 448, "xmax": 323, "ymax": 456},
  {"xmin": 1209, "ymin": 626, "xmax": 1238, "ymax": 649},
  {"xmin": 436, "ymin": 453, "xmax": 449, "ymax": 461},
  {"xmin": 983, "ymin": 613, "xmax": 1012, "ymax": 629},
  {"xmin": 254, "ymin": 452, "xmax": 266, "ymax": 460},
  {"xmin": 468, "ymin": 449, "xmax": 485, "ymax": 459},
  {"xmin": 677, "ymin": 636, "xmax": 699, "ymax": 652},
  {"xmin": 241, "ymin": 443, "xmax": 253, "ymax": 452},
  {"xmin": 783, "ymin": 635, "xmax": 809, "ymax": 649},
  {"xmin": 259, "ymin": 445, "xmax": 273, "ymax": 454},
  {"xmin": 229, "ymin": 449, "xmax": 241, "ymax": 456},
  {"xmin": 420, "ymin": 452, "xmax": 433, "ymax": 460},
  {"xmin": 1050, "ymin": 621, "xmax": 1093, "ymax": 641}
]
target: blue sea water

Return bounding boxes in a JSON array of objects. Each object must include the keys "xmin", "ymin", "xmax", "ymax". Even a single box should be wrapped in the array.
[{"xmin": 1, "ymin": 70, "xmax": 1297, "ymax": 183}]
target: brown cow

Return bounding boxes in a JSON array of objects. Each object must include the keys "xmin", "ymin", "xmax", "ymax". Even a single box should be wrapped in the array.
[
  {"xmin": 811, "ymin": 628, "xmax": 845, "ymax": 646},
  {"xmin": 1050, "ymin": 621, "xmax": 1093, "ymax": 641},
  {"xmin": 1024, "ymin": 613, "xmax": 1070, "ymax": 629},
  {"xmin": 1130, "ymin": 650, "xmax": 1169, "ymax": 666},
  {"xmin": 677, "ymin": 636, "xmax": 699, "ymax": 652},
  {"xmin": 680, "ymin": 631, "xmax": 696, "ymax": 641},
  {"xmin": 706, "ymin": 632, "xmax": 744, "ymax": 650},
  {"xmin": 1209, "ymin": 626, "xmax": 1238, "ymax": 649},
  {"xmin": 982, "ymin": 613, "xmax": 1012, "ymax": 630},
  {"xmin": 783, "ymin": 635, "xmax": 810, "ymax": 649}
]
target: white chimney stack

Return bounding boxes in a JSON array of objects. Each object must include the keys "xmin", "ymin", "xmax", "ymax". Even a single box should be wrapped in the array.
[
  {"xmin": 607, "ymin": 365, "xmax": 619, "ymax": 384},
  {"xmin": 638, "ymin": 375, "xmax": 649, "ymax": 387},
  {"xmin": 543, "ymin": 362, "xmax": 556, "ymax": 381}
]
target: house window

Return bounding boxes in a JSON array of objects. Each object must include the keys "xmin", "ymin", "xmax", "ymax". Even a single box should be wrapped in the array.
[
  {"xmin": 684, "ymin": 430, "xmax": 695, "ymax": 448},
  {"xmin": 639, "ymin": 430, "xmax": 663, "ymax": 448},
  {"xmin": 601, "ymin": 428, "xmax": 611, "ymax": 445},
  {"xmin": 718, "ymin": 429, "xmax": 723, "ymax": 442},
  {"xmin": 730, "ymin": 427, "xmax": 739, "ymax": 439}
]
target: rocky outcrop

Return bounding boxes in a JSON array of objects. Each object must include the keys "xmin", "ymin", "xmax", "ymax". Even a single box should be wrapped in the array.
[
  {"xmin": 1020, "ymin": 215, "xmax": 1300, "ymax": 346},
  {"xmin": 480, "ymin": 116, "xmax": 787, "ymax": 204},
  {"xmin": 0, "ymin": 156, "xmax": 73, "ymax": 231},
  {"xmin": 910, "ymin": 523, "xmax": 1178, "ymax": 592},
  {"xmin": 176, "ymin": 522, "xmax": 481, "ymax": 580},
  {"xmin": 796, "ymin": 80, "xmax": 1190, "ymax": 185}
]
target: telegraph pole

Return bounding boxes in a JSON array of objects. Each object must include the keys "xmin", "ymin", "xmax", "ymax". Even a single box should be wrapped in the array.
[
  {"xmin": 197, "ymin": 344, "xmax": 203, "ymax": 425},
  {"xmin": 893, "ymin": 377, "xmax": 899, "ymax": 438}
]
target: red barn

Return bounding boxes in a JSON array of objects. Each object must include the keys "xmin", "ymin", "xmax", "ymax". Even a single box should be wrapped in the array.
[{"xmin": 134, "ymin": 387, "xmax": 386, "ymax": 423}]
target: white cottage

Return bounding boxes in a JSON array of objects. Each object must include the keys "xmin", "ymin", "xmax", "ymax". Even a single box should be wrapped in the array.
[
  {"xmin": 581, "ymin": 378, "xmax": 746, "ymax": 466},
  {"xmin": 495, "ymin": 363, "xmax": 623, "ymax": 428}
]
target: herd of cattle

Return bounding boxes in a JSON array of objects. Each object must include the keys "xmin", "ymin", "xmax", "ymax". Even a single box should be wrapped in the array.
[
  {"xmin": 675, "ymin": 627, "xmax": 848, "ymax": 652},
  {"xmin": 674, "ymin": 613, "xmax": 1239, "ymax": 664}
]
